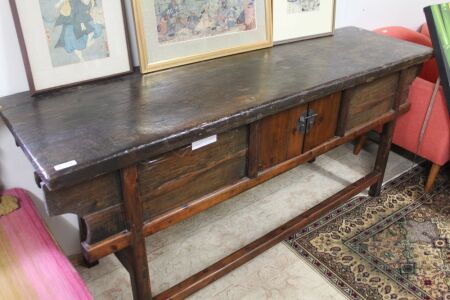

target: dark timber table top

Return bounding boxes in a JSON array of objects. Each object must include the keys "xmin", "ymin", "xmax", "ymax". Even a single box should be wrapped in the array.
[{"xmin": 0, "ymin": 27, "xmax": 432, "ymax": 191}]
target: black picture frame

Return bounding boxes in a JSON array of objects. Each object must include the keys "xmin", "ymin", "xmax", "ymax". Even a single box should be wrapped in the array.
[{"xmin": 424, "ymin": 3, "xmax": 450, "ymax": 115}]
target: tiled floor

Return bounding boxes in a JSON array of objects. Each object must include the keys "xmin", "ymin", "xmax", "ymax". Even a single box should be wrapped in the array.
[{"xmin": 76, "ymin": 142, "xmax": 414, "ymax": 299}]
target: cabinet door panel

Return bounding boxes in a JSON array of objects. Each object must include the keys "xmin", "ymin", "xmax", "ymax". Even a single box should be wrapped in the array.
[
  {"xmin": 304, "ymin": 92, "xmax": 341, "ymax": 152},
  {"xmin": 258, "ymin": 104, "xmax": 308, "ymax": 170},
  {"xmin": 286, "ymin": 105, "xmax": 307, "ymax": 159},
  {"xmin": 258, "ymin": 92, "xmax": 341, "ymax": 170},
  {"xmin": 258, "ymin": 110, "xmax": 290, "ymax": 170}
]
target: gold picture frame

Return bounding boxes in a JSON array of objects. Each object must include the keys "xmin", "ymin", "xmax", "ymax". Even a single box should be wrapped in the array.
[{"xmin": 132, "ymin": 0, "xmax": 273, "ymax": 73}]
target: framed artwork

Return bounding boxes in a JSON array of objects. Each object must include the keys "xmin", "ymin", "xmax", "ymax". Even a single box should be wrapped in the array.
[
  {"xmin": 132, "ymin": 0, "xmax": 273, "ymax": 73},
  {"xmin": 9, "ymin": 0, "xmax": 132, "ymax": 94},
  {"xmin": 425, "ymin": 3, "xmax": 450, "ymax": 114},
  {"xmin": 273, "ymin": 0, "xmax": 336, "ymax": 45}
]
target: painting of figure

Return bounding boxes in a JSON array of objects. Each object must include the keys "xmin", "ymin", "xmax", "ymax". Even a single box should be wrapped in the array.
[
  {"xmin": 39, "ymin": 0, "xmax": 110, "ymax": 67},
  {"xmin": 287, "ymin": 0, "xmax": 320, "ymax": 14},
  {"xmin": 154, "ymin": 0, "xmax": 257, "ymax": 44}
]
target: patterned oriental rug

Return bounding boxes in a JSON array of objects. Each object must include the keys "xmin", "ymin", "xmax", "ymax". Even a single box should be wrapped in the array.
[{"xmin": 286, "ymin": 166, "xmax": 450, "ymax": 300}]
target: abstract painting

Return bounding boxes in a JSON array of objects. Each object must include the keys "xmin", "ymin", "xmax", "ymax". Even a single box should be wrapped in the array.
[
  {"xmin": 39, "ymin": 0, "xmax": 110, "ymax": 67},
  {"xmin": 154, "ymin": 0, "xmax": 257, "ymax": 44},
  {"xmin": 424, "ymin": 3, "xmax": 450, "ymax": 115}
]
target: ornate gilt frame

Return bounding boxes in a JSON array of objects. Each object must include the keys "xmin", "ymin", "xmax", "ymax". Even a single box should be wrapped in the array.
[{"xmin": 132, "ymin": 0, "xmax": 273, "ymax": 74}]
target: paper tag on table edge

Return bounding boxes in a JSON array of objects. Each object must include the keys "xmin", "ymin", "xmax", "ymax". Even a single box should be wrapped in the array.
[
  {"xmin": 192, "ymin": 135, "xmax": 217, "ymax": 150},
  {"xmin": 54, "ymin": 160, "xmax": 78, "ymax": 171}
]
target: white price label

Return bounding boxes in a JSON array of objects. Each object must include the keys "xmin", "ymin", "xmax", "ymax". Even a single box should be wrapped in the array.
[
  {"xmin": 54, "ymin": 160, "xmax": 78, "ymax": 171},
  {"xmin": 192, "ymin": 135, "xmax": 217, "ymax": 150}
]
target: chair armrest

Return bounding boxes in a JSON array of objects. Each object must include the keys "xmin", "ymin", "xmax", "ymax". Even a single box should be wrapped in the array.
[{"xmin": 374, "ymin": 26, "xmax": 432, "ymax": 47}]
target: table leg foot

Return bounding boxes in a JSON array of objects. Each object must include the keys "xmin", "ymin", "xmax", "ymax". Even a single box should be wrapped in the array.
[{"xmin": 82, "ymin": 256, "xmax": 99, "ymax": 268}]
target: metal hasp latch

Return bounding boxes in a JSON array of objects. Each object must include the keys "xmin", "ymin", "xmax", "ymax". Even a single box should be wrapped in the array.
[{"xmin": 298, "ymin": 109, "xmax": 318, "ymax": 134}]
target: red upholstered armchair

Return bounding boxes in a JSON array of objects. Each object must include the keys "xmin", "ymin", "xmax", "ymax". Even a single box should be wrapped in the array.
[{"xmin": 355, "ymin": 26, "xmax": 450, "ymax": 192}]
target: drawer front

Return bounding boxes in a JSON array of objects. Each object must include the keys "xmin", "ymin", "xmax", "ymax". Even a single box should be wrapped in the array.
[
  {"xmin": 138, "ymin": 127, "xmax": 248, "ymax": 219},
  {"xmin": 344, "ymin": 73, "xmax": 399, "ymax": 130}
]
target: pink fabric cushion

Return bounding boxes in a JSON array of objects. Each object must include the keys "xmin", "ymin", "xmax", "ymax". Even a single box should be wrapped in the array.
[
  {"xmin": 0, "ymin": 188, "xmax": 92, "ymax": 300},
  {"xmin": 393, "ymin": 78, "xmax": 450, "ymax": 166}
]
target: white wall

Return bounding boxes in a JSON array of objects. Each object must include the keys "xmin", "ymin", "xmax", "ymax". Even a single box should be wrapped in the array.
[{"xmin": 0, "ymin": 0, "xmax": 442, "ymax": 256}]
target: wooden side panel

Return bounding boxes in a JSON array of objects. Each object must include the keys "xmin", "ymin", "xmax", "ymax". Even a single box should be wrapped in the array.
[
  {"xmin": 399, "ymin": 66, "xmax": 421, "ymax": 105},
  {"xmin": 303, "ymin": 93, "xmax": 341, "ymax": 152},
  {"xmin": 44, "ymin": 172, "xmax": 122, "ymax": 217},
  {"xmin": 139, "ymin": 127, "xmax": 248, "ymax": 219},
  {"xmin": 345, "ymin": 73, "xmax": 399, "ymax": 130},
  {"xmin": 82, "ymin": 204, "xmax": 125, "ymax": 244},
  {"xmin": 336, "ymin": 93, "xmax": 351, "ymax": 137}
]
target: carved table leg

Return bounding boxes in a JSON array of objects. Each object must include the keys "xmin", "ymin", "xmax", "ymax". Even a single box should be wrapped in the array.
[{"xmin": 118, "ymin": 165, "xmax": 152, "ymax": 300}]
